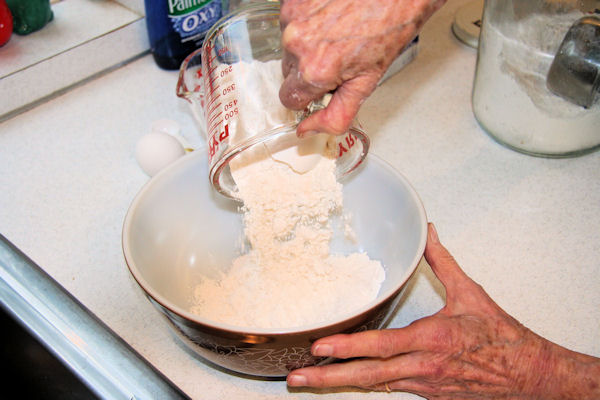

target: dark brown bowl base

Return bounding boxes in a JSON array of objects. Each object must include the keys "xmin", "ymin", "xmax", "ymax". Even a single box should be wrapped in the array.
[{"xmin": 145, "ymin": 278, "xmax": 413, "ymax": 378}]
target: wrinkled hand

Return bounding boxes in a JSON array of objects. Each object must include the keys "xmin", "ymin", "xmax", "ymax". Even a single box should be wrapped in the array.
[
  {"xmin": 279, "ymin": 0, "xmax": 446, "ymax": 137},
  {"xmin": 286, "ymin": 224, "xmax": 600, "ymax": 399}
]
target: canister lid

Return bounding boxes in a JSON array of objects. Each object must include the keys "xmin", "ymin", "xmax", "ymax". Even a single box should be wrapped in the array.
[{"xmin": 452, "ymin": 0, "xmax": 483, "ymax": 49}]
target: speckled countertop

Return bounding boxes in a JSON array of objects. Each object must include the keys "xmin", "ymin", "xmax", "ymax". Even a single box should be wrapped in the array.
[{"xmin": 0, "ymin": 0, "xmax": 598, "ymax": 399}]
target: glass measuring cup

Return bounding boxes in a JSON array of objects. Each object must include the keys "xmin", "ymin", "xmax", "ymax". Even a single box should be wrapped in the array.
[{"xmin": 176, "ymin": 2, "xmax": 369, "ymax": 199}]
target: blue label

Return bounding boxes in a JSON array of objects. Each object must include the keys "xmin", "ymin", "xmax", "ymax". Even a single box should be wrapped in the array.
[{"xmin": 170, "ymin": 0, "xmax": 222, "ymax": 42}]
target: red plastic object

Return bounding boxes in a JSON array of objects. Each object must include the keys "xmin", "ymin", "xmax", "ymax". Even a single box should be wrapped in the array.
[{"xmin": 0, "ymin": 0, "xmax": 12, "ymax": 46}]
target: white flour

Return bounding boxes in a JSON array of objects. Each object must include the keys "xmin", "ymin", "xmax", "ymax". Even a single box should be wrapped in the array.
[
  {"xmin": 225, "ymin": 59, "xmax": 329, "ymax": 173},
  {"xmin": 191, "ymin": 60, "xmax": 385, "ymax": 329}
]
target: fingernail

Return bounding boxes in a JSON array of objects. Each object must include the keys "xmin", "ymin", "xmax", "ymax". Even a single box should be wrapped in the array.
[
  {"xmin": 287, "ymin": 374, "xmax": 307, "ymax": 387},
  {"xmin": 429, "ymin": 223, "xmax": 439, "ymax": 244},
  {"xmin": 313, "ymin": 343, "xmax": 333, "ymax": 356},
  {"xmin": 298, "ymin": 130, "xmax": 319, "ymax": 138}
]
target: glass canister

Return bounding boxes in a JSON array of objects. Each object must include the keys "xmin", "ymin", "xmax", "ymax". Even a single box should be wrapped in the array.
[
  {"xmin": 472, "ymin": 0, "xmax": 600, "ymax": 157},
  {"xmin": 177, "ymin": 2, "xmax": 369, "ymax": 199}
]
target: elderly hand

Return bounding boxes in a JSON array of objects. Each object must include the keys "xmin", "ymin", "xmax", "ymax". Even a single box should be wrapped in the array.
[
  {"xmin": 279, "ymin": 0, "xmax": 446, "ymax": 137},
  {"xmin": 286, "ymin": 224, "xmax": 600, "ymax": 399}
]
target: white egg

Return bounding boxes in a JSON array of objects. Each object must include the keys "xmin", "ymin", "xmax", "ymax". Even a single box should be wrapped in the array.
[{"xmin": 135, "ymin": 132, "xmax": 185, "ymax": 177}]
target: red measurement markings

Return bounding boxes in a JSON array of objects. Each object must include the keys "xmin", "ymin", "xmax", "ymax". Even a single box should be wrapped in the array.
[
  {"xmin": 221, "ymin": 83, "xmax": 236, "ymax": 96},
  {"xmin": 203, "ymin": 73, "xmax": 216, "ymax": 103},
  {"xmin": 338, "ymin": 132, "xmax": 357, "ymax": 157},
  {"xmin": 207, "ymin": 102, "xmax": 222, "ymax": 123},
  {"xmin": 207, "ymin": 74, "xmax": 220, "ymax": 91},
  {"xmin": 217, "ymin": 45, "xmax": 229, "ymax": 57},
  {"xmin": 202, "ymin": 44, "xmax": 216, "ymax": 81},
  {"xmin": 220, "ymin": 65, "xmax": 233, "ymax": 77},
  {"xmin": 207, "ymin": 114, "xmax": 223, "ymax": 136},
  {"xmin": 205, "ymin": 91, "xmax": 220, "ymax": 110},
  {"xmin": 203, "ymin": 44, "xmax": 220, "ymax": 102},
  {"xmin": 206, "ymin": 86, "xmax": 221, "ymax": 109},
  {"xmin": 204, "ymin": 41, "xmax": 214, "ymax": 55},
  {"xmin": 205, "ymin": 52, "xmax": 217, "ymax": 66},
  {"xmin": 202, "ymin": 47, "xmax": 212, "ymax": 70},
  {"xmin": 223, "ymin": 110, "xmax": 238, "ymax": 121},
  {"xmin": 206, "ymin": 63, "xmax": 218, "ymax": 77},
  {"xmin": 207, "ymin": 108, "xmax": 223, "ymax": 126},
  {"xmin": 224, "ymin": 99, "xmax": 237, "ymax": 109},
  {"xmin": 205, "ymin": 66, "xmax": 233, "ymax": 109},
  {"xmin": 207, "ymin": 115, "xmax": 223, "ymax": 135}
]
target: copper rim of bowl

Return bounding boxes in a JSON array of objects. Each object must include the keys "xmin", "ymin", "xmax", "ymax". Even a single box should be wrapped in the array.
[{"xmin": 121, "ymin": 151, "xmax": 427, "ymax": 336}]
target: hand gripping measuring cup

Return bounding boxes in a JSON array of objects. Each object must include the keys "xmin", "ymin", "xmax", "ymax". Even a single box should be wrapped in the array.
[{"xmin": 176, "ymin": 2, "xmax": 369, "ymax": 200}]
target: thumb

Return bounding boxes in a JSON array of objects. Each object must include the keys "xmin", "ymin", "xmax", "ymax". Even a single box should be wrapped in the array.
[
  {"xmin": 296, "ymin": 75, "xmax": 376, "ymax": 137},
  {"xmin": 425, "ymin": 224, "xmax": 497, "ymax": 315},
  {"xmin": 424, "ymin": 224, "xmax": 472, "ymax": 297}
]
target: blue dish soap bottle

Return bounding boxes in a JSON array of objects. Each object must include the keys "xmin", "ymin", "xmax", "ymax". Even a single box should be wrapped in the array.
[{"xmin": 144, "ymin": 0, "xmax": 228, "ymax": 70}]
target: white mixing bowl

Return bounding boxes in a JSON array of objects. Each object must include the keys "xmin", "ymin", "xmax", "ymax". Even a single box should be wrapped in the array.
[{"xmin": 122, "ymin": 150, "xmax": 427, "ymax": 377}]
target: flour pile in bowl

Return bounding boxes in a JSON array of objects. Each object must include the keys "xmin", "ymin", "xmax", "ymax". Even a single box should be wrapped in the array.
[{"xmin": 190, "ymin": 61, "xmax": 384, "ymax": 329}]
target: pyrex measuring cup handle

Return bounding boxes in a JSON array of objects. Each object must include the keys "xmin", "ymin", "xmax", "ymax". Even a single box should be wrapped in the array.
[
  {"xmin": 176, "ymin": 50, "xmax": 203, "ymax": 101},
  {"xmin": 176, "ymin": 48, "xmax": 207, "ymax": 136}
]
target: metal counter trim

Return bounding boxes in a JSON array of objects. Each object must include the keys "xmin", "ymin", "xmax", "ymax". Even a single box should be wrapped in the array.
[{"xmin": 0, "ymin": 234, "xmax": 189, "ymax": 400}]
